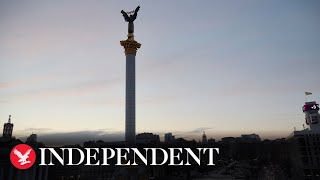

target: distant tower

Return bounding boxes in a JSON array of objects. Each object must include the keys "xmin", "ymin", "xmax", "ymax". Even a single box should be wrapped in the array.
[
  {"xmin": 303, "ymin": 101, "xmax": 320, "ymax": 131},
  {"xmin": 2, "ymin": 115, "xmax": 14, "ymax": 139},
  {"xmin": 202, "ymin": 131, "xmax": 208, "ymax": 144}
]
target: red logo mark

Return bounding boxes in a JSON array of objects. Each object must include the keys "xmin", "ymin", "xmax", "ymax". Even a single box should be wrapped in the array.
[{"xmin": 10, "ymin": 144, "xmax": 36, "ymax": 170}]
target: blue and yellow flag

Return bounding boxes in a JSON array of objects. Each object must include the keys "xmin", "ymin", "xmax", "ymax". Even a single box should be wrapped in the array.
[{"xmin": 305, "ymin": 92, "xmax": 312, "ymax": 95}]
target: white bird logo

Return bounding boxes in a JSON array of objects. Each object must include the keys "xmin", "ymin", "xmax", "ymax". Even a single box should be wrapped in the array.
[{"xmin": 13, "ymin": 148, "xmax": 32, "ymax": 165}]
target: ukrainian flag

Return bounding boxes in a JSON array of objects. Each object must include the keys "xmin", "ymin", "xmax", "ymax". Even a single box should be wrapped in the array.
[{"xmin": 305, "ymin": 92, "xmax": 312, "ymax": 95}]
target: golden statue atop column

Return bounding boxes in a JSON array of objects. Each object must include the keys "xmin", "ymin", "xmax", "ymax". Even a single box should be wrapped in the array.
[{"xmin": 120, "ymin": 6, "xmax": 141, "ymax": 55}]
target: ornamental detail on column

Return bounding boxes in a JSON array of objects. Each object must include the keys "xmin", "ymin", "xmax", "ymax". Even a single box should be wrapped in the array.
[
  {"xmin": 120, "ymin": 6, "xmax": 141, "ymax": 55},
  {"xmin": 120, "ymin": 33, "xmax": 141, "ymax": 55}
]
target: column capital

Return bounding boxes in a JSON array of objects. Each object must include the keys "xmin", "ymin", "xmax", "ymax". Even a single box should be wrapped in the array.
[{"xmin": 120, "ymin": 34, "xmax": 141, "ymax": 55}]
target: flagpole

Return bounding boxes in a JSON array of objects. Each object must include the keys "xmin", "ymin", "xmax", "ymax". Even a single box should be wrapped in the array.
[
  {"xmin": 305, "ymin": 92, "xmax": 313, "ymax": 102},
  {"xmin": 305, "ymin": 94, "xmax": 307, "ymax": 102}
]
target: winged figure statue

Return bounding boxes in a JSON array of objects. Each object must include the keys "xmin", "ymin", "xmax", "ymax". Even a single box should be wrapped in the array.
[{"xmin": 121, "ymin": 6, "xmax": 140, "ymax": 33}]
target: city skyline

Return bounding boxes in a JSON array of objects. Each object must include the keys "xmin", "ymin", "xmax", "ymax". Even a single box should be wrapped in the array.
[{"xmin": 1, "ymin": 1, "xmax": 320, "ymax": 142}]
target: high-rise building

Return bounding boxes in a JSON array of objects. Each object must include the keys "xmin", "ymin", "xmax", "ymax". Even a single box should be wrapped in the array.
[
  {"xmin": 202, "ymin": 131, "xmax": 208, "ymax": 144},
  {"xmin": 2, "ymin": 115, "xmax": 13, "ymax": 139},
  {"xmin": 287, "ymin": 101, "xmax": 320, "ymax": 178}
]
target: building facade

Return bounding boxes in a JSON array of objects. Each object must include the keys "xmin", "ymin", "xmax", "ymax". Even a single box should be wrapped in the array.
[
  {"xmin": 2, "ymin": 115, "xmax": 13, "ymax": 140},
  {"xmin": 287, "ymin": 101, "xmax": 320, "ymax": 179}
]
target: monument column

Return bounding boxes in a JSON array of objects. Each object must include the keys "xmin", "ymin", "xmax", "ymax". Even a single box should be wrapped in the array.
[
  {"xmin": 120, "ymin": 6, "xmax": 141, "ymax": 147},
  {"xmin": 121, "ymin": 34, "xmax": 141, "ymax": 146}
]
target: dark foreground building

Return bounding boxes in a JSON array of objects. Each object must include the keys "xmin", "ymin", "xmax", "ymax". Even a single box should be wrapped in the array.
[{"xmin": 286, "ymin": 101, "xmax": 320, "ymax": 179}]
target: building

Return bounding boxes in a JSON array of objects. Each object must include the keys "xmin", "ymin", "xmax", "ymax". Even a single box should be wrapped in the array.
[
  {"xmin": 136, "ymin": 132, "xmax": 160, "ymax": 144},
  {"xmin": 27, "ymin": 133, "xmax": 37, "ymax": 142},
  {"xmin": 0, "ymin": 117, "xmax": 48, "ymax": 179},
  {"xmin": 221, "ymin": 137, "xmax": 236, "ymax": 144},
  {"xmin": 25, "ymin": 133, "xmax": 45, "ymax": 149},
  {"xmin": 287, "ymin": 101, "xmax": 320, "ymax": 179},
  {"xmin": 164, "ymin": 133, "xmax": 175, "ymax": 143},
  {"xmin": 239, "ymin": 133, "xmax": 261, "ymax": 143},
  {"xmin": 208, "ymin": 138, "xmax": 215, "ymax": 145},
  {"xmin": 2, "ymin": 115, "xmax": 13, "ymax": 140},
  {"xmin": 202, "ymin": 131, "xmax": 208, "ymax": 144},
  {"xmin": 303, "ymin": 101, "xmax": 320, "ymax": 131}
]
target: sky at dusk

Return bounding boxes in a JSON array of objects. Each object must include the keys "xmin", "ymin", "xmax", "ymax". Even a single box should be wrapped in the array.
[{"xmin": 1, "ymin": 1, "xmax": 320, "ymax": 143}]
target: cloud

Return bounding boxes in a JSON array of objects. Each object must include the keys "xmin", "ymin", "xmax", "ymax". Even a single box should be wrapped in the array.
[
  {"xmin": 7, "ymin": 77, "xmax": 122, "ymax": 103},
  {"xmin": 0, "ymin": 74, "xmax": 59, "ymax": 90},
  {"xmin": 0, "ymin": 100, "xmax": 8, "ymax": 103},
  {"xmin": 189, "ymin": 127, "xmax": 213, "ymax": 134},
  {"xmin": 0, "ymin": 82, "xmax": 9, "ymax": 88},
  {"xmin": 17, "ymin": 128, "xmax": 210, "ymax": 146},
  {"xmin": 15, "ymin": 128, "xmax": 290, "ymax": 146},
  {"xmin": 23, "ymin": 128, "xmax": 52, "ymax": 132},
  {"xmin": 19, "ymin": 130, "xmax": 124, "ymax": 146},
  {"xmin": 97, "ymin": 128, "xmax": 112, "ymax": 131}
]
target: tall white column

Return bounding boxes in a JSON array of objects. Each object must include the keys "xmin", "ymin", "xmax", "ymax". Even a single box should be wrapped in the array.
[
  {"xmin": 126, "ymin": 53, "xmax": 136, "ymax": 146},
  {"xmin": 121, "ymin": 33, "xmax": 141, "ymax": 147}
]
